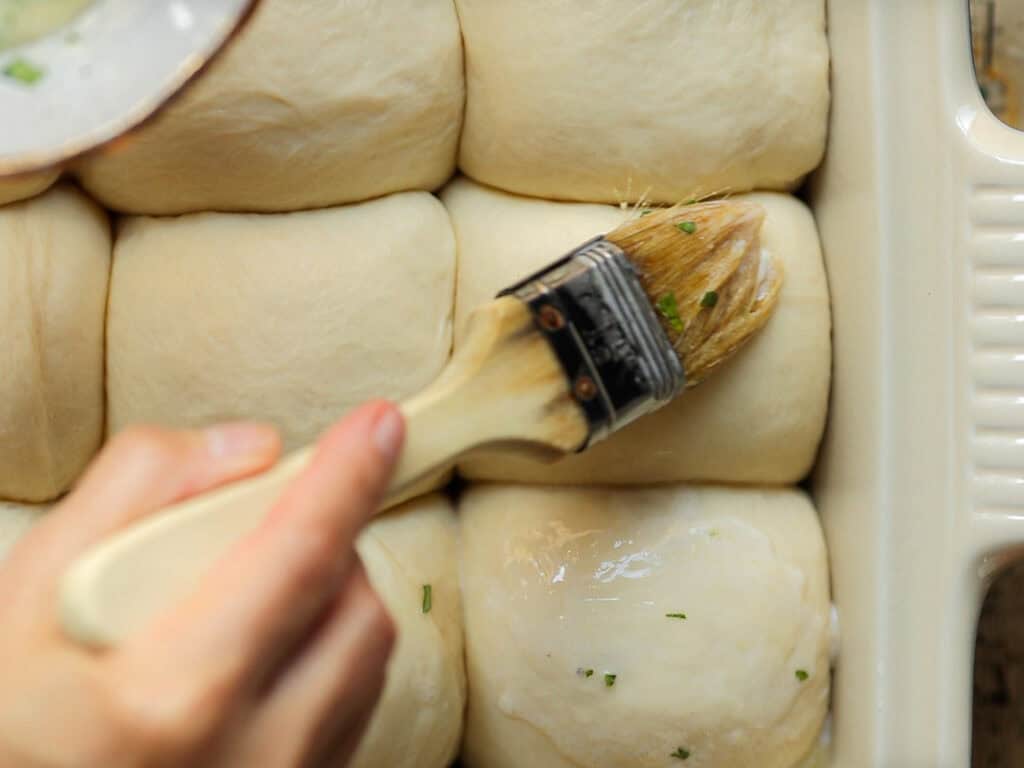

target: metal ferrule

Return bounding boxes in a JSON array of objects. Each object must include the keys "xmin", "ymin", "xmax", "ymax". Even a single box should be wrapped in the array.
[{"xmin": 499, "ymin": 237, "xmax": 686, "ymax": 448}]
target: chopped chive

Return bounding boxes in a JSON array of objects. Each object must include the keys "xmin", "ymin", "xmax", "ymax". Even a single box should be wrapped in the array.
[
  {"xmin": 685, "ymin": 197, "xmax": 698, "ymax": 205},
  {"xmin": 3, "ymin": 58, "xmax": 44, "ymax": 85},
  {"xmin": 665, "ymin": 612, "xmax": 687, "ymax": 620},
  {"xmin": 671, "ymin": 747, "xmax": 691, "ymax": 760},
  {"xmin": 604, "ymin": 673, "xmax": 617, "ymax": 687},
  {"xmin": 795, "ymin": 669, "xmax": 809, "ymax": 682},
  {"xmin": 676, "ymin": 221, "xmax": 697, "ymax": 234},
  {"xmin": 656, "ymin": 292, "xmax": 685, "ymax": 333},
  {"xmin": 639, "ymin": 208, "xmax": 654, "ymax": 217},
  {"xmin": 421, "ymin": 584, "xmax": 432, "ymax": 613},
  {"xmin": 577, "ymin": 667, "xmax": 595, "ymax": 678},
  {"xmin": 700, "ymin": 290, "xmax": 719, "ymax": 308}
]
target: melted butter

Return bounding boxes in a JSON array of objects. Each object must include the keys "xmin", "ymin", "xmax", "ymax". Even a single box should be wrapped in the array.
[
  {"xmin": 592, "ymin": 549, "xmax": 661, "ymax": 583},
  {"xmin": 0, "ymin": 0, "xmax": 92, "ymax": 51}
]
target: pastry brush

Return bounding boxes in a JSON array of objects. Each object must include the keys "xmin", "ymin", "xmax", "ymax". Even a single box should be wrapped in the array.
[{"xmin": 61, "ymin": 199, "xmax": 782, "ymax": 647}]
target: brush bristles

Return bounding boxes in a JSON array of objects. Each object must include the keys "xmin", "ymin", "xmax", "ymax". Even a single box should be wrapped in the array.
[{"xmin": 606, "ymin": 200, "xmax": 782, "ymax": 386}]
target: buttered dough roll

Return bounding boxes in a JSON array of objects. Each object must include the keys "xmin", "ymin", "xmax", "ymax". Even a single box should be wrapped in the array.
[
  {"xmin": 352, "ymin": 495, "xmax": 465, "ymax": 768},
  {"xmin": 107, "ymin": 192, "xmax": 455, "ymax": 456},
  {"xmin": 76, "ymin": 0, "xmax": 464, "ymax": 214},
  {"xmin": 445, "ymin": 179, "xmax": 830, "ymax": 485},
  {"xmin": 0, "ymin": 170, "xmax": 59, "ymax": 206},
  {"xmin": 460, "ymin": 484, "xmax": 831, "ymax": 768},
  {"xmin": 0, "ymin": 184, "xmax": 110, "ymax": 502},
  {"xmin": 0, "ymin": 502, "xmax": 47, "ymax": 562},
  {"xmin": 456, "ymin": 0, "xmax": 828, "ymax": 204}
]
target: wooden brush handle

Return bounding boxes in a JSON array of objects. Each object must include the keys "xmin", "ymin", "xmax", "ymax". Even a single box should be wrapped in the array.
[{"xmin": 60, "ymin": 298, "xmax": 588, "ymax": 648}]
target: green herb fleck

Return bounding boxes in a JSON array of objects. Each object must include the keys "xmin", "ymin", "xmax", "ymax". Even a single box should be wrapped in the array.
[
  {"xmin": 685, "ymin": 197, "xmax": 698, "ymax": 205},
  {"xmin": 639, "ymin": 208, "xmax": 654, "ymax": 217},
  {"xmin": 656, "ymin": 292, "xmax": 685, "ymax": 333},
  {"xmin": 795, "ymin": 669, "xmax": 809, "ymax": 682},
  {"xmin": 676, "ymin": 220, "xmax": 697, "ymax": 234},
  {"xmin": 421, "ymin": 584, "xmax": 432, "ymax": 614},
  {"xmin": 700, "ymin": 290, "xmax": 719, "ymax": 308},
  {"xmin": 585, "ymin": 668, "xmax": 594, "ymax": 677},
  {"xmin": 3, "ymin": 58, "xmax": 44, "ymax": 85},
  {"xmin": 604, "ymin": 673, "xmax": 617, "ymax": 687},
  {"xmin": 671, "ymin": 747, "xmax": 691, "ymax": 760},
  {"xmin": 666, "ymin": 612, "xmax": 688, "ymax": 620}
]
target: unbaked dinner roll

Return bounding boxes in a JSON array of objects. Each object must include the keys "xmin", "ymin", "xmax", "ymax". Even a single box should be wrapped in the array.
[
  {"xmin": 352, "ymin": 495, "xmax": 465, "ymax": 768},
  {"xmin": 456, "ymin": 0, "xmax": 828, "ymax": 203},
  {"xmin": 106, "ymin": 192, "xmax": 455, "ymax": 457},
  {"xmin": 460, "ymin": 484, "xmax": 831, "ymax": 768},
  {"xmin": 0, "ymin": 184, "xmax": 110, "ymax": 502},
  {"xmin": 0, "ymin": 502, "xmax": 47, "ymax": 562},
  {"xmin": 0, "ymin": 170, "xmax": 59, "ymax": 205},
  {"xmin": 76, "ymin": 0, "xmax": 464, "ymax": 214},
  {"xmin": 445, "ymin": 179, "xmax": 830, "ymax": 485}
]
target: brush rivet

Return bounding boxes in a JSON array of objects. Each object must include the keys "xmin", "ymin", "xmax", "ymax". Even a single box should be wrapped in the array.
[
  {"xmin": 538, "ymin": 304, "xmax": 565, "ymax": 331},
  {"xmin": 574, "ymin": 375, "xmax": 597, "ymax": 401}
]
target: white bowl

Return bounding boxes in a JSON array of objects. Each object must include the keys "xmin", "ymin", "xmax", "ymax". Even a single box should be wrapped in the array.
[{"xmin": 0, "ymin": 0, "xmax": 255, "ymax": 176}]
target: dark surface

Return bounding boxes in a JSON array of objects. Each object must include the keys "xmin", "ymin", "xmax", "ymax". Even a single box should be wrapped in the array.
[{"xmin": 974, "ymin": 562, "xmax": 1024, "ymax": 767}]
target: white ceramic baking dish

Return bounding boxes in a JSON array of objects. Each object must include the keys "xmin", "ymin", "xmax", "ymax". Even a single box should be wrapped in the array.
[{"xmin": 811, "ymin": 1, "xmax": 1024, "ymax": 765}]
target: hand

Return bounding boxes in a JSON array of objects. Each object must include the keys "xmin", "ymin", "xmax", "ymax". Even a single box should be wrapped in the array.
[{"xmin": 0, "ymin": 401, "xmax": 404, "ymax": 768}]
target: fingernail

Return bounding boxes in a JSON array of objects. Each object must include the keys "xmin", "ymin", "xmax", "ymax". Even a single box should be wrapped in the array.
[
  {"xmin": 204, "ymin": 423, "xmax": 279, "ymax": 464},
  {"xmin": 372, "ymin": 407, "xmax": 404, "ymax": 463}
]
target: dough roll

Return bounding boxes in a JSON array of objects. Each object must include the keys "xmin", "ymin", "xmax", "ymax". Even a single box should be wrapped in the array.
[
  {"xmin": 444, "ymin": 179, "xmax": 830, "ymax": 486},
  {"xmin": 352, "ymin": 495, "xmax": 465, "ymax": 768},
  {"xmin": 459, "ymin": 484, "xmax": 831, "ymax": 768},
  {"xmin": 0, "ymin": 170, "xmax": 59, "ymax": 206},
  {"xmin": 106, "ymin": 191, "xmax": 456, "ymax": 460},
  {"xmin": 76, "ymin": 0, "xmax": 464, "ymax": 214},
  {"xmin": 0, "ymin": 184, "xmax": 110, "ymax": 502},
  {"xmin": 456, "ymin": 0, "xmax": 829, "ymax": 204}
]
